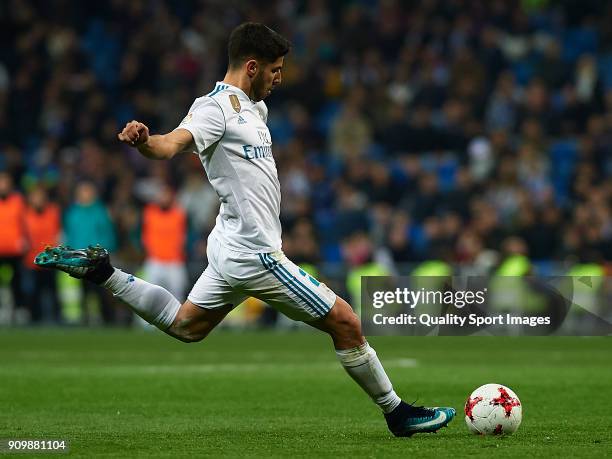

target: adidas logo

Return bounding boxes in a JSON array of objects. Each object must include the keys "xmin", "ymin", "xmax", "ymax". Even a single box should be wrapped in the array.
[{"xmin": 238, "ymin": 115, "xmax": 247, "ymax": 125}]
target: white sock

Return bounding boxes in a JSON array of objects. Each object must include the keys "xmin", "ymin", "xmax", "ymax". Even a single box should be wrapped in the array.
[
  {"xmin": 336, "ymin": 342, "xmax": 401, "ymax": 414},
  {"xmin": 103, "ymin": 268, "xmax": 181, "ymax": 330}
]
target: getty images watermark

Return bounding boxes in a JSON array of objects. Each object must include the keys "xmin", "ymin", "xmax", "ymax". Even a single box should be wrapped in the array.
[
  {"xmin": 360, "ymin": 276, "xmax": 612, "ymax": 336},
  {"xmin": 371, "ymin": 286, "xmax": 550, "ymax": 327}
]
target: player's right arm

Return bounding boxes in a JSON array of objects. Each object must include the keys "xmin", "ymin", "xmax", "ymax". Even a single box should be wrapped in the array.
[
  {"xmin": 118, "ymin": 98, "xmax": 225, "ymax": 159},
  {"xmin": 117, "ymin": 120, "xmax": 194, "ymax": 160}
]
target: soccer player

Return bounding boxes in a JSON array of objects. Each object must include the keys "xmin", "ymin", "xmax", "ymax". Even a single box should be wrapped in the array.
[{"xmin": 35, "ymin": 23, "xmax": 455, "ymax": 436}]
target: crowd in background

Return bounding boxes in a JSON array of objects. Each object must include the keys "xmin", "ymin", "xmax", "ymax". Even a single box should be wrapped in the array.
[{"xmin": 1, "ymin": 0, "xmax": 611, "ymax": 324}]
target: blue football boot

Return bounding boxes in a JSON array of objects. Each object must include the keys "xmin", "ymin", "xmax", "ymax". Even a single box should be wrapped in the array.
[
  {"xmin": 34, "ymin": 244, "xmax": 114, "ymax": 284},
  {"xmin": 385, "ymin": 402, "xmax": 456, "ymax": 437}
]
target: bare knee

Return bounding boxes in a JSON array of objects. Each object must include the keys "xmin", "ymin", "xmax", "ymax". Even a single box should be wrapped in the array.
[
  {"xmin": 166, "ymin": 301, "xmax": 231, "ymax": 343},
  {"xmin": 168, "ymin": 317, "xmax": 208, "ymax": 343}
]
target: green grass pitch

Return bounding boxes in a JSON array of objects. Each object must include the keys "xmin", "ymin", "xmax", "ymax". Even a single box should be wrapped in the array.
[{"xmin": 0, "ymin": 329, "xmax": 610, "ymax": 458}]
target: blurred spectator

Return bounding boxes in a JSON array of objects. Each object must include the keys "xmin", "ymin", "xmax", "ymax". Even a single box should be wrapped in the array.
[
  {"xmin": 496, "ymin": 236, "xmax": 531, "ymax": 276},
  {"xmin": 64, "ymin": 181, "xmax": 117, "ymax": 250},
  {"xmin": 142, "ymin": 184, "xmax": 187, "ymax": 300},
  {"xmin": 574, "ymin": 54, "xmax": 604, "ymax": 107},
  {"xmin": 23, "ymin": 185, "xmax": 61, "ymax": 323},
  {"xmin": 0, "ymin": 172, "xmax": 26, "ymax": 311},
  {"xmin": 409, "ymin": 173, "xmax": 443, "ymax": 223},
  {"xmin": 64, "ymin": 181, "xmax": 117, "ymax": 324},
  {"xmin": 177, "ymin": 168, "xmax": 218, "ymax": 236},
  {"xmin": 535, "ymin": 41, "xmax": 568, "ymax": 91},
  {"xmin": 343, "ymin": 232, "xmax": 391, "ymax": 310},
  {"xmin": 330, "ymin": 87, "xmax": 372, "ymax": 158},
  {"xmin": 387, "ymin": 211, "xmax": 418, "ymax": 265},
  {"xmin": 455, "ymin": 230, "xmax": 498, "ymax": 275},
  {"xmin": 485, "ymin": 71, "xmax": 520, "ymax": 132}
]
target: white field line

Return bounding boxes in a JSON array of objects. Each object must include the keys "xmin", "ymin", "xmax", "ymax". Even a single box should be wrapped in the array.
[
  {"xmin": 0, "ymin": 358, "xmax": 418, "ymax": 376},
  {"xmin": 130, "ymin": 358, "xmax": 418, "ymax": 374}
]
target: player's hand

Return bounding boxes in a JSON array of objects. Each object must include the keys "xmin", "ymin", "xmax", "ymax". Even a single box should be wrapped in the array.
[{"xmin": 117, "ymin": 120, "xmax": 150, "ymax": 147}]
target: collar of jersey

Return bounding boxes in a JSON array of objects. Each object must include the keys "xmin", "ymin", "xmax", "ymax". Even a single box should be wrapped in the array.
[{"xmin": 215, "ymin": 81, "xmax": 255, "ymax": 103}]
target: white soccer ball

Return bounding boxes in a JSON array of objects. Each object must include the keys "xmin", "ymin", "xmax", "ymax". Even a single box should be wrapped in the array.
[{"xmin": 464, "ymin": 383, "xmax": 522, "ymax": 435}]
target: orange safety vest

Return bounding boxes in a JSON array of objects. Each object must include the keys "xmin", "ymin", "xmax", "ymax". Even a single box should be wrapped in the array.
[
  {"xmin": 142, "ymin": 204, "xmax": 186, "ymax": 263},
  {"xmin": 0, "ymin": 193, "xmax": 27, "ymax": 256},
  {"xmin": 23, "ymin": 204, "xmax": 61, "ymax": 269}
]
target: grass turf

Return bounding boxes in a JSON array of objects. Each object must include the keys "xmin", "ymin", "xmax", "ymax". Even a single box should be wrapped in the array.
[{"xmin": 0, "ymin": 329, "xmax": 610, "ymax": 458}]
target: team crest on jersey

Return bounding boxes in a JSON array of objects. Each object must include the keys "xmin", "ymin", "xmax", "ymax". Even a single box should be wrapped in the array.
[{"xmin": 229, "ymin": 94, "xmax": 241, "ymax": 112}]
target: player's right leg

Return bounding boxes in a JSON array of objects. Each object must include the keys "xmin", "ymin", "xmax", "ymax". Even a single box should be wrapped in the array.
[
  {"xmin": 309, "ymin": 296, "xmax": 455, "ymax": 436},
  {"xmin": 34, "ymin": 244, "xmax": 234, "ymax": 342},
  {"xmin": 250, "ymin": 251, "xmax": 455, "ymax": 437}
]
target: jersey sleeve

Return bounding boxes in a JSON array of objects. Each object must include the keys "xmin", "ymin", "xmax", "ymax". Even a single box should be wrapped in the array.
[{"xmin": 174, "ymin": 98, "xmax": 225, "ymax": 154}]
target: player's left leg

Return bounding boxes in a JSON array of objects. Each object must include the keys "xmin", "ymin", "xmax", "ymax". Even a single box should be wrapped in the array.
[{"xmin": 33, "ymin": 244, "xmax": 235, "ymax": 342}]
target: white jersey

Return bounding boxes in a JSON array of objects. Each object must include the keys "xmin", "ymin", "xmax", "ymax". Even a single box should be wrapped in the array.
[{"xmin": 176, "ymin": 82, "xmax": 282, "ymax": 253}]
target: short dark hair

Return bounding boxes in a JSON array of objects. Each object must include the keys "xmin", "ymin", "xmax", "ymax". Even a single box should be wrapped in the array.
[{"xmin": 228, "ymin": 22, "xmax": 291, "ymax": 68}]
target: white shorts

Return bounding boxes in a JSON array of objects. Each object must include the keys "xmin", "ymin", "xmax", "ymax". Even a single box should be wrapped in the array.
[{"xmin": 188, "ymin": 235, "xmax": 337, "ymax": 322}]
